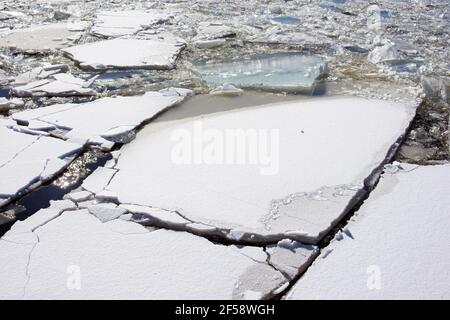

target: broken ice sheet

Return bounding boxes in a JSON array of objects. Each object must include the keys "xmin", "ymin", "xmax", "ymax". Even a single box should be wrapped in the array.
[
  {"xmin": 92, "ymin": 10, "xmax": 172, "ymax": 38},
  {"xmin": 11, "ymin": 91, "xmax": 185, "ymax": 150},
  {"xmin": 0, "ymin": 123, "xmax": 82, "ymax": 208},
  {"xmin": 287, "ymin": 164, "xmax": 450, "ymax": 299},
  {"xmin": 194, "ymin": 52, "xmax": 327, "ymax": 93},
  {"xmin": 62, "ymin": 36, "xmax": 185, "ymax": 70},
  {"xmin": 102, "ymin": 97, "xmax": 417, "ymax": 245},
  {"xmin": 0, "ymin": 207, "xmax": 289, "ymax": 299}
]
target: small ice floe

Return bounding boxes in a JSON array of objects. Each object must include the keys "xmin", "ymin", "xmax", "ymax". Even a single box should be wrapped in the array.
[
  {"xmin": 62, "ymin": 35, "xmax": 185, "ymax": 70},
  {"xmin": 287, "ymin": 163, "xmax": 450, "ymax": 299},
  {"xmin": 11, "ymin": 73, "xmax": 98, "ymax": 97},
  {"xmin": 92, "ymin": 10, "xmax": 172, "ymax": 38},
  {"xmin": 11, "ymin": 91, "xmax": 186, "ymax": 150},
  {"xmin": 0, "ymin": 23, "xmax": 82, "ymax": 52},
  {"xmin": 209, "ymin": 83, "xmax": 243, "ymax": 97},
  {"xmin": 194, "ymin": 52, "xmax": 327, "ymax": 93}
]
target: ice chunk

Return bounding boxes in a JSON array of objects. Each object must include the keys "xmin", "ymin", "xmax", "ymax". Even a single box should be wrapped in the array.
[{"xmin": 194, "ymin": 52, "xmax": 327, "ymax": 93}]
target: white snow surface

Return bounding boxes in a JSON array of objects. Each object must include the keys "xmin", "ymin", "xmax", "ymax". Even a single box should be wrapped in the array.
[
  {"xmin": 287, "ymin": 164, "xmax": 450, "ymax": 299},
  {"xmin": 103, "ymin": 96, "xmax": 416, "ymax": 243},
  {"xmin": 0, "ymin": 207, "xmax": 291, "ymax": 299}
]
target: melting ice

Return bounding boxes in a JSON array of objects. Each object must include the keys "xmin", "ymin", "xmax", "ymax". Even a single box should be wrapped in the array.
[{"xmin": 194, "ymin": 52, "xmax": 327, "ymax": 93}]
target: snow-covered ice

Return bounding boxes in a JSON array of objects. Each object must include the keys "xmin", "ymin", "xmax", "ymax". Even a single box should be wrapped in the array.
[
  {"xmin": 92, "ymin": 10, "xmax": 172, "ymax": 37},
  {"xmin": 96, "ymin": 96, "xmax": 417, "ymax": 244},
  {"xmin": 286, "ymin": 164, "xmax": 450, "ymax": 299},
  {"xmin": 11, "ymin": 91, "xmax": 185, "ymax": 149},
  {"xmin": 0, "ymin": 23, "xmax": 81, "ymax": 52},
  {"xmin": 0, "ymin": 204, "xmax": 302, "ymax": 299},
  {"xmin": 62, "ymin": 37, "xmax": 185, "ymax": 70}
]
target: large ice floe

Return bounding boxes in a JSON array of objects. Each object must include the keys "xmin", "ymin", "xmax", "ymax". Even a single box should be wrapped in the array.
[
  {"xmin": 286, "ymin": 163, "xmax": 450, "ymax": 299},
  {"xmin": 62, "ymin": 35, "xmax": 186, "ymax": 70},
  {"xmin": 0, "ymin": 198, "xmax": 318, "ymax": 299},
  {"xmin": 81, "ymin": 96, "xmax": 418, "ymax": 245},
  {"xmin": 194, "ymin": 52, "xmax": 327, "ymax": 93},
  {"xmin": 11, "ymin": 91, "xmax": 186, "ymax": 150},
  {"xmin": 92, "ymin": 10, "xmax": 172, "ymax": 38},
  {"xmin": 0, "ymin": 120, "xmax": 82, "ymax": 208}
]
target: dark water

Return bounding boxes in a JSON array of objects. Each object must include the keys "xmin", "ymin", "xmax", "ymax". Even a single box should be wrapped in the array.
[{"xmin": 0, "ymin": 87, "xmax": 10, "ymax": 98}]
